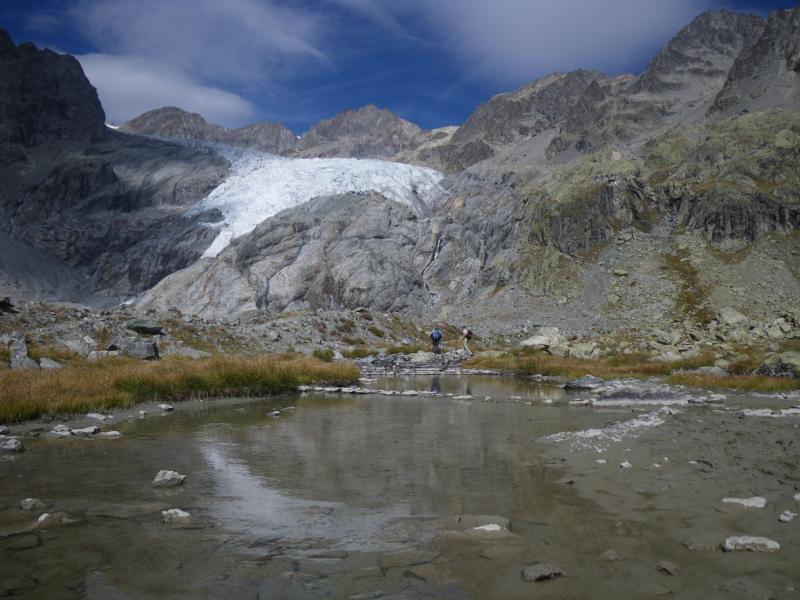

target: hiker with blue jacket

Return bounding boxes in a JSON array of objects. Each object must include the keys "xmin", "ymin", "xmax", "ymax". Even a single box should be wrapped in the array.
[{"xmin": 430, "ymin": 326, "xmax": 443, "ymax": 354}]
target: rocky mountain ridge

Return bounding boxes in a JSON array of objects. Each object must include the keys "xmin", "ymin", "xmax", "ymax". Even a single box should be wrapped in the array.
[{"xmin": 1, "ymin": 7, "xmax": 799, "ymax": 341}]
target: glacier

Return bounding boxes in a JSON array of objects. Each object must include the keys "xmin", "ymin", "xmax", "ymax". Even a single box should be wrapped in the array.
[{"xmin": 189, "ymin": 146, "xmax": 446, "ymax": 258}]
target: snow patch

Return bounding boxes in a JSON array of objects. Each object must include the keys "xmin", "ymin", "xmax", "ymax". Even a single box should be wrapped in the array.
[
  {"xmin": 722, "ymin": 497, "xmax": 766, "ymax": 508},
  {"xmin": 190, "ymin": 147, "xmax": 446, "ymax": 257}
]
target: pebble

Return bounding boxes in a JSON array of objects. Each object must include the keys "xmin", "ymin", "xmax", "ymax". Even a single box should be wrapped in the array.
[
  {"xmin": 161, "ymin": 508, "xmax": 192, "ymax": 525},
  {"xmin": 722, "ymin": 497, "xmax": 766, "ymax": 508},
  {"xmin": 521, "ymin": 564, "xmax": 564, "ymax": 582},
  {"xmin": 778, "ymin": 510, "xmax": 796, "ymax": 523},
  {"xmin": 152, "ymin": 470, "xmax": 186, "ymax": 488},
  {"xmin": 722, "ymin": 536, "xmax": 780, "ymax": 552}
]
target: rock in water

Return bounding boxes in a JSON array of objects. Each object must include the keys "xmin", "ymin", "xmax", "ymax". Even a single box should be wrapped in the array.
[
  {"xmin": 152, "ymin": 470, "xmax": 186, "ymax": 488},
  {"xmin": 71, "ymin": 426, "xmax": 100, "ymax": 437},
  {"xmin": 19, "ymin": 498, "xmax": 45, "ymax": 511},
  {"xmin": 158, "ymin": 404, "xmax": 174, "ymax": 412},
  {"xmin": 722, "ymin": 536, "xmax": 780, "ymax": 552},
  {"xmin": 656, "ymin": 561, "xmax": 679, "ymax": 576},
  {"xmin": 521, "ymin": 564, "xmax": 565, "ymax": 582},
  {"xmin": 33, "ymin": 512, "xmax": 80, "ymax": 529},
  {"xmin": 161, "ymin": 508, "xmax": 192, "ymax": 525},
  {"xmin": 778, "ymin": 510, "xmax": 796, "ymax": 523},
  {"xmin": 0, "ymin": 438, "xmax": 24, "ymax": 454}
]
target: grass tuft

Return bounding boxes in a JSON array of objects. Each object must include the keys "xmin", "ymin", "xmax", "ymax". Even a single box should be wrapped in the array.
[
  {"xmin": 668, "ymin": 374, "xmax": 800, "ymax": 393},
  {"xmin": 0, "ymin": 354, "xmax": 358, "ymax": 423}
]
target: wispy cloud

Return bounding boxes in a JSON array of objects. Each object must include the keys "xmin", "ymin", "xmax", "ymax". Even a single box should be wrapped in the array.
[{"xmin": 78, "ymin": 53, "xmax": 256, "ymax": 126}]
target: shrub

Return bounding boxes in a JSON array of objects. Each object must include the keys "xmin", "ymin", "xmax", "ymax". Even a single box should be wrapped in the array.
[
  {"xmin": 367, "ymin": 325, "xmax": 385, "ymax": 338},
  {"xmin": 312, "ymin": 348, "xmax": 335, "ymax": 362}
]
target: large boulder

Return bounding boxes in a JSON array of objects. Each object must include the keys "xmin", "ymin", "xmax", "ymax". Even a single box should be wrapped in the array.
[
  {"xmin": 521, "ymin": 327, "xmax": 566, "ymax": 352},
  {"xmin": 718, "ymin": 307, "xmax": 749, "ymax": 327},
  {"xmin": 108, "ymin": 337, "xmax": 159, "ymax": 360},
  {"xmin": 757, "ymin": 352, "xmax": 800, "ymax": 378},
  {"xmin": 8, "ymin": 338, "xmax": 39, "ymax": 369},
  {"xmin": 125, "ymin": 319, "xmax": 164, "ymax": 336}
]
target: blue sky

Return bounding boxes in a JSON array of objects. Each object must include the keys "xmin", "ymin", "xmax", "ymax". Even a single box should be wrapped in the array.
[{"xmin": 2, "ymin": 0, "xmax": 796, "ymax": 132}]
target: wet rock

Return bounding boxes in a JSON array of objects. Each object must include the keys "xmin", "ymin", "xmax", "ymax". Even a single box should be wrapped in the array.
[
  {"xmin": 125, "ymin": 319, "xmax": 164, "ymax": 336},
  {"xmin": 564, "ymin": 375, "xmax": 603, "ymax": 390},
  {"xmin": 19, "ymin": 498, "xmax": 46, "ymax": 511},
  {"xmin": 620, "ymin": 461, "xmax": 632, "ymax": 469},
  {"xmin": 778, "ymin": 510, "xmax": 796, "ymax": 523},
  {"xmin": 158, "ymin": 403, "xmax": 174, "ymax": 412},
  {"xmin": 9, "ymin": 338, "xmax": 38, "ymax": 369},
  {"xmin": 38, "ymin": 357, "xmax": 62, "ymax": 369},
  {"xmin": 33, "ymin": 512, "xmax": 80, "ymax": 529},
  {"xmin": 719, "ymin": 576, "xmax": 775, "ymax": 599},
  {"xmin": 71, "ymin": 426, "xmax": 100, "ymax": 437},
  {"xmin": 161, "ymin": 508, "xmax": 192, "ymax": 525},
  {"xmin": 600, "ymin": 549, "xmax": 620, "ymax": 561},
  {"xmin": 308, "ymin": 549, "xmax": 348, "ymax": 559},
  {"xmin": 49, "ymin": 424, "xmax": 72, "ymax": 438},
  {"xmin": 722, "ymin": 536, "xmax": 780, "ymax": 552},
  {"xmin": 152, "ymin": 470, "xmax": 186, "ymax": 488},
  {"xmin": 0, "ymin": 426, "xmax": 8, "ymax": 435},
  {"xmin": 97, "ymin": 431, "xmax": 122, "ymax": 439},
  {"xmin": 521, "ymin": 563, "xmax": 564, "ymax": 582},
  {"xmin": 86, "ymin": 413, "xmax": 109, "ymax": 421},
  {"xmin": 656, "ymin": 561, "xmax": 679, "ymax": 576},
  {"xmin": 0, "ymin": 437, "xmax": 24, "ymax": 454}
]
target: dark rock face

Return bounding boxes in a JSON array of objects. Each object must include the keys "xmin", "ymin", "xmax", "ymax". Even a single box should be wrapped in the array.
[
  {"xmin": 711, "ymin": 7, "xmax": 800, "ymax": 114},
  {"xmin": 294, "ymin": 104, "xmax": 422, "ymax": 159},
  {"xmin": 0, "ymin": 29, "xmax": 106, "ymax": 147},
  {"xmin": 0, "ymin": 32, "xmax": 230, "ymax": 298},
  {"xmin": 120, "ymin": 106, "xmax": 298, "ymax": 154}
]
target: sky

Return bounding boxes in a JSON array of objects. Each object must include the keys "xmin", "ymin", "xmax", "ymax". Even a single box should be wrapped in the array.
[{"xmin": 1, "ymin": 0, "xmax": 797, "ymax": 132}]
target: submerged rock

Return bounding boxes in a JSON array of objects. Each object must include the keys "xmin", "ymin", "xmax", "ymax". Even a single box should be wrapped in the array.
[
  {"xmin": 161, "ymin": 508, "xmax": 192, "ymax": 525},
  {"xmin": 722, "ymin": 536, "xmax": 780, "ymax": 552},
  {"xmin": 20, "ymin": 498, "xmax": 46, "ymax": 511},
  {"xmin": 32, "ymin": 512, "xmax": 80, "ymax": 529},
  {"xmin": 521, "ymin": 563, "xmax": 564, "ymax": 582},
  {"xmin": 0, "ymin": 437, "xmax": 24, "ymax": 454},
  {"xmin": 153, "ymin": 470, "xmax": 186, "ymax": 488}
]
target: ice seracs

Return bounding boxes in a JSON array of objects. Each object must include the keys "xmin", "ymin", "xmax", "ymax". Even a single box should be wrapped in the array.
[{"xmin": 190, "ymin": 147, "xmax": 446, "ymax": 258}]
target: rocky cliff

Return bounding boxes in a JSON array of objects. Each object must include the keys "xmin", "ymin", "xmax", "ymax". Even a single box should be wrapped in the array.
[{"xmin": 120, "ymin": 106, "xmax": 298, "ymax": 154}]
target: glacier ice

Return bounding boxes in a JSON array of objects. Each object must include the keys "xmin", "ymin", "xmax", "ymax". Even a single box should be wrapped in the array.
[{"xmin": 189, "ymin": 147, "xmax": 446, "ymax": 258}]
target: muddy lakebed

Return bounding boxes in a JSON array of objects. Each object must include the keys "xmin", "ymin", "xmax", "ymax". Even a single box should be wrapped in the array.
[{"xmin": 1, "ymin": 374, "xmax": 799, "ymax": 599}]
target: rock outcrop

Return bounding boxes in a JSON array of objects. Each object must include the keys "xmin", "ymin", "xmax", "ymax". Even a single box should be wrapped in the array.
[{"xmin": 120, "ymin": 106, "xmax": 298, "ymax": 154}]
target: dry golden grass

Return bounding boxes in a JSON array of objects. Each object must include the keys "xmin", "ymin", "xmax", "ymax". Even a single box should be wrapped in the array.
[
  {"xmin": 668, "ymin": 374, "xmax": 800, "ymax": 393},
  {"xmin": 0, "ymin": 354, "xmax": 358, "ymax": 423}
]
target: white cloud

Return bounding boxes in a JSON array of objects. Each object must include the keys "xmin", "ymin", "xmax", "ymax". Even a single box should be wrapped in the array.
[
  {"xmin": 72, "ymin": 0, "xmax": 328, "ymax": 85},
  {"xmin": 338, "ymin": 0, "xmax": 714, "ymax": 85},
  {"xmin": 78, "ymin": 53, "xmax": 256, "ymax": 126}
]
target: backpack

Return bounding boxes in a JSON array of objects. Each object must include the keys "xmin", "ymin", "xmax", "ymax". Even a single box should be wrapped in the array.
[
  {"xmin": 431, "ymin": 328, "xmax": 442, "ymax": 342},
  {"xmin": 465, "ymin": 329, "xmax": 473, "ymax": 340}
]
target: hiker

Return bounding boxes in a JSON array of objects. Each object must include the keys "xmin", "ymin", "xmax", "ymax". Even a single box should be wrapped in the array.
[
  {"xmin": 461, "ymin": 326, "xmax": 473, "ymax": 355},
  {"xmin": 430, "ymin": 326, "xmax": 443, "ymax": 354}
]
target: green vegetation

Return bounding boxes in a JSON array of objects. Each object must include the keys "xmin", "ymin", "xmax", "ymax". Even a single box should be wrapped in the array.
[
  {"xmin": 367, "ymin": 325, "xmax": 385, "ymax": 338},
  {"xmin": 342, "ymin": 348, "xmax": 378, "ymax": 359},
  {"xmin": 312, "ymin": 348, "xmax": 335, "ymax": 362},
  {"xmin": 0, "ymin": 354, "xmax": 359, "ymax": 423},
  {"xmin": 661, "ymin": 248, "xmax": 714, "ymax": 325}
]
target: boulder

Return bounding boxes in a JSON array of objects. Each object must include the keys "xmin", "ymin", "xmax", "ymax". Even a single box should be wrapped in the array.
[
  {"xmin": 757, "ymin": 352, "xmax": 800, "ymax": 378},
  {"xmin": 108, "ymin": 338, "xmax": 159, "ymax": 360},
  {"xmin": 38, "ymin": 357, "xmax": 62, "ymax": 369},
  {"xmin": 408, "ymin": 351, "xmax": 436, "ymax": 365},
  {"xmin": 9, "ymin": 339, "xmax": 39, "ymax": 369},
  {"xmin": 152, "ymin": 470, "xmax": 186, "ymax": 488},
  {"xmin": 569, "ymin": 341, "xmax": 598, "ymax": 359},
  {"xmin": 87, "ymin": 350, "xmax": 120, "ymax": 361},
  {"xmin": 718, "ymin": 307, "xmax": 748, "ymax": 326},
  {"xmin": 125, "ymin": 319, "xmax": 164, "ymax": 336},
  {"xmin": 521, "ymin": 327, "xmax": 566, "ymax": 352},
  {"xmin": 655, "ymin": 330, "xmax": 681, "ymax": 346}
]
